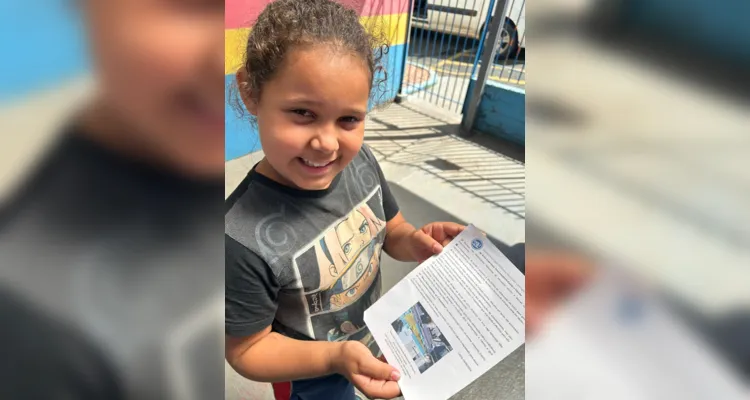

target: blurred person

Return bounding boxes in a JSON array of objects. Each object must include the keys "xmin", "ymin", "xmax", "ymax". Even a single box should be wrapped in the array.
[
  {"xmin": 526, "ymin": 250, "xmax": 750, "ymax": 385},
  {"xmin": 223, "ymin": 1, "xmax": 465, "ymax": 399},
  {"xmin": 0, "ymin": 0, "xmax": 224, "ymax": 398}
]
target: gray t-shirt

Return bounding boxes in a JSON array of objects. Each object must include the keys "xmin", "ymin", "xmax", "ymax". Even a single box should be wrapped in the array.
[
  {"xmin": 0, "ymin": 131, "xmax": 224, "ymax": 400},
  {"xmin": 225, "ymin": 144, "xmax": 399, "ymax": 355}
]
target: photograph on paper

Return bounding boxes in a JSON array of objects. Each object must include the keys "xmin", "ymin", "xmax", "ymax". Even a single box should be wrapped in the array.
[{"xmin": 392, "ymin": 301, "xmax": 453, "ymax": 374}]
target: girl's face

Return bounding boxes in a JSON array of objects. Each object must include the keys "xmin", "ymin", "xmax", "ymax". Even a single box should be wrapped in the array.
[
  {"xmin": 245, "ymin": 45, "xmax": 371, "ymax": 190},
  {"xmin": 83, "ymin": 0, "xmax": 225, "ymax": 178}
]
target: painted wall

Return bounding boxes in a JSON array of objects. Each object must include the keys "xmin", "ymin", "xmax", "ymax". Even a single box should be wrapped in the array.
[
  {"xmin": 225, "ymin": 0, "xmax": 410, "ymax": 161},
  {"xmin": 0, "ymin": 1, "xmax": 89, "ymax": 102},
  {"xmin": 464, "ymin": 79, "xmax": 525, "ymax": 145}
]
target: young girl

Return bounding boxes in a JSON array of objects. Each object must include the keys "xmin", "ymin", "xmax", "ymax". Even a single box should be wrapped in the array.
[{"xmin": 224, "ymin": 1, "xmax": 464, "ymax": 399}]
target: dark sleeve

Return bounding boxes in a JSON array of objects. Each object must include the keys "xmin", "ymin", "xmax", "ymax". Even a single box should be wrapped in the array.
[
  {"xmin": 0, "ymin": 288, "xmax": 124, "ymax": 400},
  {"xmin": 362, "ymin": 144, "xmax": 400, "ymax": 221},
  {"xmin": 225, "ymin": 234, "xmax": 280, "ymax": 337}
]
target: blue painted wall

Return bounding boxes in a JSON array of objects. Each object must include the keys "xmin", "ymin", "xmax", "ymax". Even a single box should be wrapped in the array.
[
  {"xmin": 464, "ymin": 79, "xmax": 525, "ymax": 145},
  {"xmin": 0, "ymin": 1, "xmax": 89, "ymax": 102}
]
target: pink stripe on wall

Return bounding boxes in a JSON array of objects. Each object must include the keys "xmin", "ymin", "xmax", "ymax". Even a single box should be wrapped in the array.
[
  {"xmin": 226, "ymin": 0, "xmax": 410, "ymax": 29},
  {"xmin": 225, "ymin": 0, "xmax": 267, "ymax": 28}
]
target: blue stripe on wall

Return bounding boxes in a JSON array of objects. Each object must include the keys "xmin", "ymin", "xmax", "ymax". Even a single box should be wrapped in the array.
[
  {"xmin": 0, "ymin": 1, "xmax": 90, "ymax": 102},
  {"xmin": 225, "ymin": 42, "xmax": 406, "ymax": 161},
  {"xmin": 224, "ymin": 73, "xmax": 261, "ymax": 161}
]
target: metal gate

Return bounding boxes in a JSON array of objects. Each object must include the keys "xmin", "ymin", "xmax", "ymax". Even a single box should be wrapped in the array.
[{"xmin": 400, "ymin": 0, "xmax": 526, "ymax": 116}]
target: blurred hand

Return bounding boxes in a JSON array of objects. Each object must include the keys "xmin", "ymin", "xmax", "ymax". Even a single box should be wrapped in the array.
[
  {"xmin": 526, "ymin": 252, "xmax": 595, "ymax": 337},
  {"xmin": 408, "ymin": 222, "xmax": 466, "ymax": 262},
  {"xmin": 333, "ymin": 341, "xmax": 401, "ymax": 399}
]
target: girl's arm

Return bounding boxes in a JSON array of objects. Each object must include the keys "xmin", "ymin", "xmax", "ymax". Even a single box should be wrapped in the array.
[
  {"xmin": 226, "ymin": 326, "xmax": 401, "ymax": 399},
  {"xmin": 226, "ymin": 326, "xmax": 338, "ymax": 382},
  {"xmin": 383, "ymin": 212, "xmax": 426, "ymax": 262}
]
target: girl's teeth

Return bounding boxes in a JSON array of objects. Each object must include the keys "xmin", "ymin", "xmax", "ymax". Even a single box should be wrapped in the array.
[{"xmin": 303, "ymin": 159, "xmax": 329, "ymax": 167}]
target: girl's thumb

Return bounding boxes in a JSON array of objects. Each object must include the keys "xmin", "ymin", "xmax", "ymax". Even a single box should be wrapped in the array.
[
  {"xmin": 360, "ymin": 356, "xmax": 401, "ymax": 381},
  {"xmin": 414, "ymin": 230, "xmax": 443, "ymax": 255}
]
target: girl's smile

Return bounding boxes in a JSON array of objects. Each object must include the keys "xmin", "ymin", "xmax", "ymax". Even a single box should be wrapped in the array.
[{"xmin": 297, "ymin": 157, "xmax": 339, "ymax": 177}]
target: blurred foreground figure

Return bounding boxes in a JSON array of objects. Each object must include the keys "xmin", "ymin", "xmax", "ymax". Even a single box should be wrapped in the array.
[
  {"xmin": 525, "ymin": 252, "xmax": 594, "ymax": 337},
  {"xmin": 526, "ymin": 252, "xmax": 750, "ymax": 399},
  {"xmin": 0, "ymin": 1, "xmax": 224, "ymax": 398}
]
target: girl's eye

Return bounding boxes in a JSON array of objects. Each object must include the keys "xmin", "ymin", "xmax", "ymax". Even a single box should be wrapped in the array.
[
  {"xmin": 339, "ymin": 116, "xmax": 361, "ymax": 124},
  {"xmin": 290, "ymin": 109, "xmax": 314, "ymax": 118}
]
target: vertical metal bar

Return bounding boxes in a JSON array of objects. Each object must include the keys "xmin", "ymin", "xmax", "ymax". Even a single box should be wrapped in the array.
[
  {"xmin": 434, "ymin": 0, "xmax": 465, "ymax": 110},
  {"xmin": 456, "ymin": 0, "xmax": 484, "ymax": 113},
  {"xmin": 454, "ymin": 0, "xmax": 493, "ymax": 114},
  {"xmin": 418, "ymin": 0, "xmax": 430, "ymax": 100},
  {"xmin": 507, "ymin": 0, "xmax": 524, "ymax": 85},
  {"xmin": 495, "ymin": 0, "xmax": 517, "ymax": 81},
  {"xmin": 509, "ymin": 30, "xmax": 525, "ymax": 83},
  {"xmin": 447, "ymin": 0, "xmax": 484, "ymax": 113},
  {"xmin": 430, "ymin": 0, "xmax": 463, "ymax": 108},
  {"xmin": 513, "ymin": 62, "xmax": 525, "ymax": 84},
  {"xmin": 461, "ymin": 0, "xmax": 510, "ymax": 135},
  {"xmin": 398, "ymin": 0, "xmax": 416, "ymax": 97},
  {"xmin": 423, "ymin": 12, "xmax": 439, "ymax": 106},
  {"xmin": 468, "ymin": 0, "xmax": 497, "ymax": 78},
  {"xmin": 409, "ymin": 0, "xmax": 422, "ymax": 97}
]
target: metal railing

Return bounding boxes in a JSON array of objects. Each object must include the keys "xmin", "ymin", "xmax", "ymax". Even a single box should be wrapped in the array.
[
  {"xmin": 462, "ymin": 0, "xmax": 525, "ymax": 135},
  {"xmin": 489, "ymin": 0, "xmax": 525, "ymax": 86},
  {"xmin": 400, "ymin": 0, "xmax": 526, "ymax": 114}
]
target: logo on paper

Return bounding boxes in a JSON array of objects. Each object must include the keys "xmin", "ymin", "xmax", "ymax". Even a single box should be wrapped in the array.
[
  {"xmin": 617, "ymin": 293, "xmax": 644, "ymax": 324},
  {"xmin": 471, "ymin": 239, "xmax": 483, "ymax": 250}
]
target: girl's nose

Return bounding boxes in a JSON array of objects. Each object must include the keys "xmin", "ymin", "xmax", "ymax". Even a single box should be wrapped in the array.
[{"xmin": 310, "ymin": 126, "xmax": 339, "ymax": 153}]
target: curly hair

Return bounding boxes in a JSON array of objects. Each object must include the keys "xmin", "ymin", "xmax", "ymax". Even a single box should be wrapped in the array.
[{"xmin": 233, "ymin": 0, "xmax": 390, "ymax": 117}]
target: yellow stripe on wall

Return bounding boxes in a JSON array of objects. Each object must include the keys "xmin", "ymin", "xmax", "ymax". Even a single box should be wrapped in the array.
[
  {"xmin": 225, "ymin": 28, "xmax": 249, "ymax": 75},
  {"xmin": 225, "ymin": 12, "xmax": 409, "ymax": 75}
]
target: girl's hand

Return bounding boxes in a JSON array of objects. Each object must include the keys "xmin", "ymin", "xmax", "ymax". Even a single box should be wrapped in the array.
[
  {"xmin": 408, "ymin": 222, "xmax": 466, "ymax": 262},
  {"xmin": 333, "ymin": 341, "xmax": 401, "ymax": 399},
  {"xmin": 526, "ymin": 252, "xmax": 594, "ymax": 337}
]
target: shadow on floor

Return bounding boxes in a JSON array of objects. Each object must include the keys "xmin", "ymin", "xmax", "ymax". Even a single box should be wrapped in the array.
[
  {"xmin": 367, "ymin": 103, "xmax": 526, "ymax": 219},
  {"xmin": 387, "ymin": 181, "xmax": 524, "ymax": 277},
  {"xmin": 466, "ymin": 132, "xmax": 525, "ymax": 164}
]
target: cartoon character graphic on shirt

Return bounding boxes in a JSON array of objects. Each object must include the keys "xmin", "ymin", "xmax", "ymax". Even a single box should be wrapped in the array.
[
  {"xmin": 303, "ymin": 196, "xmax": 386, "ymax": 317},
  {"xmin": 316, "ymin": 205, "xmax": 384, "ymax": 287},
  {"xmin": 322, "ymin": 286, "xmax": 383, "ymax": 356},
  {"xmin": 295, "ymin": 189, "xmax": 388, "ymax": 343}
]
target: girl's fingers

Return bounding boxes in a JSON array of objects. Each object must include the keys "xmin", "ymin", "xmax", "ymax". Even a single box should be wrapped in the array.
[
  {"xmin": 354, "ymin": 378, "xmax": 402, "ymax": 400},
  {"xmin": 423, "ymin": 222, "xmax": 466, "ymax": 244},
  {"xmin": 357, "ymin": 355, "xmax": 400, "ymax": 382},
  {"xmin": 440, "ymin": 222, "xmax": 465, "ymax": 239},
  {"xmin": 413, "ymin": 230, "xmax": 443, "ymax": 256}
]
